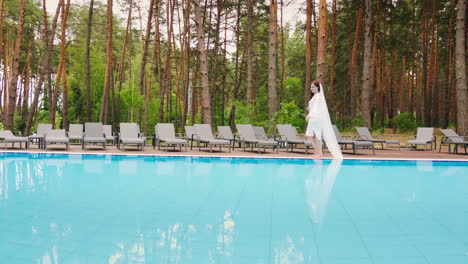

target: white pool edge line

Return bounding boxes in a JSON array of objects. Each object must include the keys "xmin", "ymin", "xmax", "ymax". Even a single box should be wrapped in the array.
[{"xmin": 1, "ymin": 150, "xmax": 467, "ymax": 162}]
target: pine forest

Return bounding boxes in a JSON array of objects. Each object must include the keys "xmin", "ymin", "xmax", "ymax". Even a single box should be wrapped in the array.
[{"xmin": 0, "ymin": 0, "xmax": 467, "ymax": 136}]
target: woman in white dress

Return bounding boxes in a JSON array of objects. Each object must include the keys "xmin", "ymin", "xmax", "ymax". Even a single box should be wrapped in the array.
[{"xmin": 305, "ymin": 81, "xmax": 343, "ymax": 159}]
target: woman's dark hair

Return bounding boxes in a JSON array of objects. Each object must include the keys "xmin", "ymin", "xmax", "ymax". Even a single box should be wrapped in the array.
[
  {"xmin": 312, "ymin": 80, "xmax": 321, "ymax": 92},
  {"xmin": 309, "ymin": 80, "xmax": 321, "ymax": 100}
]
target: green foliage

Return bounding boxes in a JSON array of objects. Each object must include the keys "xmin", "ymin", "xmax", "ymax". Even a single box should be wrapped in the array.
[
  {"xmin": 36, "ymin": 110, "xmax": 51, "ymax": 125},
  {"xmin": 225, "ymin": 100, "xmax": 269, "ymax": 129},
  {"xmin": 231, "ymin": 100, "xmax": 255, "ymax": 124},
  {"xmin": 335, "ymin": 115, "xmax": 362, "ymax": 131},
  {"xmin": 120, "ymin": 83, "xmax": 144, "ymax": 122},
  {"xmin": 284, "ymin": 25, "xmax": 306, "ymax": 92},
  {"xmin": 67, "ymin": 76, "xmax": 85, "ymax": 124},
  {"xmin": 282, "ymin": 77, "xmax": 303, "ymax": 105},
  {"xmin": 391, "ymin": 112, "xmax": 417, "ymax": 133},
  {"xmin": 272, "ymin": 102, "xmax": 306, "ymax": 133},
  {"xmin": 54, "ymin": 114, "xmax": 62, "ymax": 129},
  {"xmin": 13, "ymin": 113, "xmax": 26, "ymax": 134},
  {"xmin": 371, "ymin": 116, "xmax": 384, "ymax": 132},
  {"xmin": 447, "ymin": 122, "xmax": 457, "ymax": 129}
]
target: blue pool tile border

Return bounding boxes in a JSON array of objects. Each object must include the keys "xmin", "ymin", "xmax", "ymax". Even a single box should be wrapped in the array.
[{"xmin": 0, "ymin": 150, "xmax": 467, "ymax": 165}]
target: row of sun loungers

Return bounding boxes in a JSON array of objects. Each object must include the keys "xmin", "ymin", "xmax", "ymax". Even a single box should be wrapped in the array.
[
  {"xmin": 0, "ymin": 130, "xmax": 30, "ymax": 149},
  {"xmin": 332, "ymin": 125, "xmax": 375, "ymax": 155},
  {"xmin": 0, "ymin": 123, "xmax": 466, "ymax": 155}
]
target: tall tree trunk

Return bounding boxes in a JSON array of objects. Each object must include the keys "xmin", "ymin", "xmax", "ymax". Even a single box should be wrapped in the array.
[
  {"xmin": 316, "ymin": 0, "xmax": 328, "ymax": 85},
  {"xmin": 2, "ymin": 41, "xmax": 13, "ymax": 117},
  {"xmin": 279, "ymin": 0, "xmax": 285, "ymax": 101},
  {"xmin": 267, "ymin": 0, "xmax": 279, "ymax": 118},
  {"xmin": 233, "ymin": 40, "xmax": 247, "ymax": 98},
  {"xmin": 172, "ymin": 20, "xmax": 181, "ymax": 127},
  {"xmin": 389, "ymin": 51, "xmax": 397, "ymax": 122},
  {"xmin": 100, "ymin": 0, "xmax": 114, "ymax": 124},
  {"xmin": 139, "ymin": 0, "xmax": 155, "ymax": 128},
  {"xmin": 0, "ymin": 0, "xmax": 5, "ymax": 67},
  {"xmin": 145, "ymin": 3, "xmax": 160, "ymax": 134},
  {"xmin": 304, "ymin": 0, "xmax": 312, "ymax": 112},
  {"xmin": 5, "ymin": 0, "xmax": 27, "ymax": 130},
  {"xmin": 191, "ymin": 58, "xmax": 199, "ymax": 125},
  {"xmin": 370, "ymin": 0, "xmax": 379, "ymax": 126},
  {"xmin": 343, "ymin": 0, "xmax": 353, "ymax": 65},
  {"xmin": 349, "ymin": 8, "xmax": 363, "ymax": 119},
  {"xmin": 111, "ymin": 60, "xmax": 117, "ymax": 131},
  {"xmin": 246, "ymin": 0, "xmax": 254, "ymax": 105},
  {"xmin": 329, "ymin": 0, "xmax": 337, "ymax": 113},
  {"xmin": 181, "ymin": 0, "xmax": 190, "ymax": 127},
  {"xmin": 203, "ymin": 0, "xmax": 213, "ymax": 53},
  {"xmin": 194, "ymin": 0, "xmax": 211, "ymax": 124},
  {"xmin": 220, "ymin": 9, "xmax": 228, "ymax": 125},
  {"xmin": 50, "ymin": 55, "xmax": 63, "ymax": 126},
  {"xmin": 50, "ymin": 0, "xmax": 71, "ymax": 128},
  {"xmin": 85, "ymin": 0, "xmax": 94, "ymax": 122},
  {"xmin": 232, "ymin": 0, "xmax": 241, "ymax": 100},
  {"xmin": 62, "ymin": 0, "xmax": 71, "ymax": 129},
  {"xmin": 361, "ymin": 0, "xmax": 373, "ymax": 127},
  {"xmin": 116, "ymin": 0, "xmax": 133, "ymax": 125},
  {"xmin": 155, "ymin": 0, "xmax": 165, "ymax": 122},
  {"xmin": 61, "ymin": 59, "xmax": 69, "ymax": 129},
  {"xmin": 430, "ymin": 22, "xmax": 440, "ymax": 127},
  {"xmin": 165, "ymin": 0, "xmax": 175, "ymax": 122},
  {"xmin": 421, "ymin": 4, "xmax": 430, "ymax": 125},
  {"xmin": 21, "ymin": 39, "xmax": 32, "ymax": 120},
  {"xmin": 443, "ymin": 0, "xmax": 456, "ymax": 128},
  {"xmin": 210, "ymin": 0, "xmax": 224, "ymax": 124},
  {"xmin": 17, "ymin": 74, "xmax": 24, "ymax": 111},
  {"xmin": 455, "ymin": 0, "xmax": 467, "ymax": 135},
  {"xmin": 2, "ymin": 41, "xmax": 12, "ymax": 116},
  {"xmin": 46, "ymin": 74, "xmax": 52, "ymax": 110}
]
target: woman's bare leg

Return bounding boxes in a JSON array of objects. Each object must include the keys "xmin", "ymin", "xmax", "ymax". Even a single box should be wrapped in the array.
[
  {"xmin": 312, "ymin": 136, "xmax": 323, "ymax": 157},
  {"xmin": 308, "ymin": 136, "xmax": 323, "ymax": 159}
]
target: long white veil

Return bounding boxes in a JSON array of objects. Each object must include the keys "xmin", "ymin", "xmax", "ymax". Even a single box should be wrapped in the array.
[{"xmin": 317, "ymin": 84, "xmax": 343, "ymax": 159}]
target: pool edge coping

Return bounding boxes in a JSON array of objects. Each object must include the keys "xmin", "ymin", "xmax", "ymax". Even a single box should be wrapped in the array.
[{"xmin": 1, "ymin": 150, "xmax": 467, "ymax": 162}]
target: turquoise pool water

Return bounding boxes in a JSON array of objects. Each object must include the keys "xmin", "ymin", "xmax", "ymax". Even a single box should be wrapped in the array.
[{"xmin": 0, "ymin": 153, "xmax": 466, "ymax": 264}]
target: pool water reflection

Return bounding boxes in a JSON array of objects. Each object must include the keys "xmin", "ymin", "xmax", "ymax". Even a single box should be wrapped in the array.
[{"xmin": 0, "ymin": 153, "xmax": 466, "ymax": 264}]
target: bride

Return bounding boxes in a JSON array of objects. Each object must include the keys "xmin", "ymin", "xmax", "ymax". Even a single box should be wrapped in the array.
[{"xmin": 305, "ymin": 81, "xmax": 343, "ymax": 159}]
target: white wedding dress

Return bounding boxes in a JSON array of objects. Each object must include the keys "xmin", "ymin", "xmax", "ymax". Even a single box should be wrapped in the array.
[{"xmin": 305, "ymin": 84, "xmax": 343, "ymax": 159}]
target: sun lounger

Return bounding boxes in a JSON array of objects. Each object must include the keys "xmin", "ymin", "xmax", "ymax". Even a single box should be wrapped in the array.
[
  {"xmin": 44, "ymin": 129, "xmax": 69, "ymax": 150},
  {"xmin": 82, "ymin": 122, "xmax": 106, "ymax": 150},
  {"xmin": 119, "ymin": 123, "xmax": 145, "ymax": 150},
  {"xmin": 407, "ymin": 127, "xmax": 435, "ymax": 151},
  {"xmin": 68, "ymin": 124, "xmax": 83, "ymax": 143},
  {"xmin": 276, "ymin": 124, "xmax": 313, "ymax": 154},
  {"xmin": 439, "ymin": 129, "xmax": 468, "ymax": 154},
  {"xmin": 0, "ymin": 130, "xmax": 29, "ymax": 149},
  {"xmin": 134, "ymin": 124, "xmax": 147, "ymax": 145},
  {"xmin": 356, "ymin": 127, "xmax": 400, "ymax": 150},
  {"xmin": 184, "ymin": 126, "xmax": 197, "ymax": 150},
  {"xmin": 194, "ymin": 124, "xmax": 231, "ymax": 152},
  {"xmin": 29, "ymin": 123, "xmax": 52, "ymax": 149},
  {"xmin": 253, "ymin": 126, "xmax": 274, "ymax": 140},
  {"xmin": 154, "ymin": 123, "xmax": 187, "ymax": 151},
  {"xmin": 332, "ymin": 125, "xmax": 375, "ymax": 155},
  {"xmin": 236, "ymin": 124, "xmax": 279, "ymax": 153},
  {"xmin": 217, "ymin": 126, "xmax": 238, "ymax": 149},
  {"xmin": 103, "ymin": 125, "xmax": 115, "ymax": 145}
]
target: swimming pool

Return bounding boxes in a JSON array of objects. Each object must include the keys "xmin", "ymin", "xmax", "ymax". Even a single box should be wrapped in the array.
[{"xmin": 0, "ymin": 153, "xmax": 466, "ymax": 264}]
